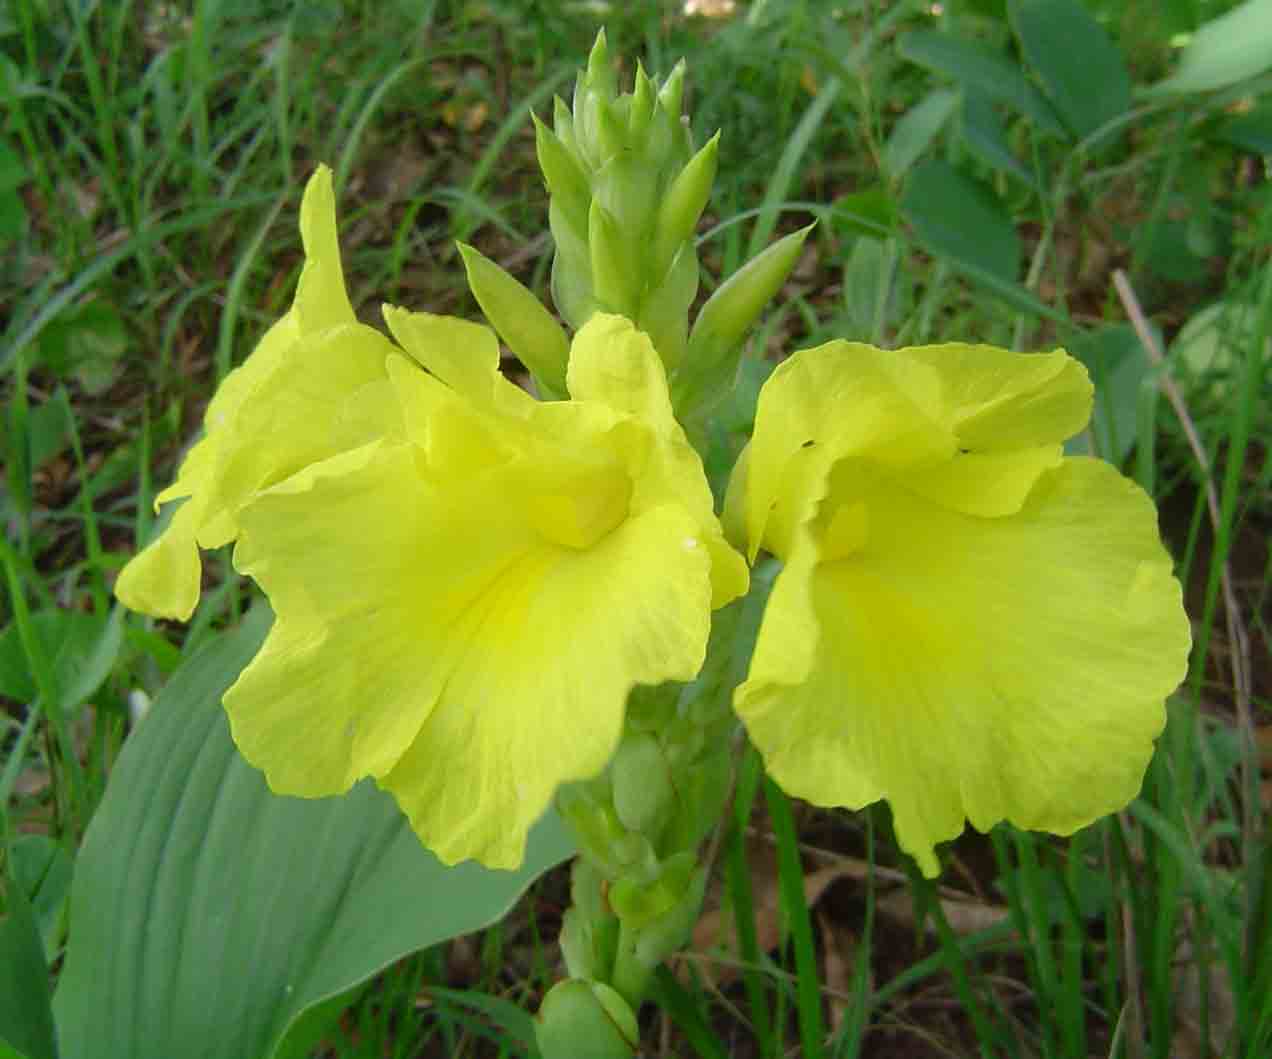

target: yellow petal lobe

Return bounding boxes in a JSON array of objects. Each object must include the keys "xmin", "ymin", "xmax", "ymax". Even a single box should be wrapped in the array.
[{"xmin": 736, "ymin": 342, "xmax": 1190, "ymax": 876}]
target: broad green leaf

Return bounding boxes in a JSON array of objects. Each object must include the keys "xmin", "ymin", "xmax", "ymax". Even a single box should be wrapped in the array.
[
  {"xmin": 897, "ymin": 30, "xmax": 1067, "ymax": 138},
  {"xmin": 961, "ymin": 91, "xmax": 1038, "ymax": 189},
  {"xmin": 902, "ymin": 160, "xmax": 1020, "ymax": 283},
  {"xmin": 54, "ymin": 608, "xmax": 575, "ymax": 1059},
  {"xmin": 883, "ymin": 88, "xmax": 959, "ymax": 181},
  {"xmin": 1011, "ymin": 0, "xmax": 1132, "ymax": 140},
  {"xmin": 1144, "ymin": 0, "xmax": 1272, "ymax": 96},
  {"xmin": 0, "ymin": 884, "xmax": 56, "ymax": 1059}
]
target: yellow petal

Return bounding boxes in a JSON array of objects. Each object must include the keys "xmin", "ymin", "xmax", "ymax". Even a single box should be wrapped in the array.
[
  {"xmin": 114, "ymin": 497, "xmax": 206, "ymax": 621},
  {"xmin": 227, "ymin": 435, "xmax": 715, "ymax": 869},
  {"xmin": 566, "ymin": 313, "xmax": 749, "ymax": 608},
  {"xmin": 115, "ymin": 167, "xmax": 384, "ymax": 620},
  {"xmin": 898, "ymin": 343, "xmax": 1092, "ymax": 450},
  {"xmin": 198, "ymin": 322, "xmax": 397, "ymax": 548},
  {"xmin": 383, "ymin": 305, "xmax": 535, "ymax": 417},
  {"xmin": 737, "ymin": 457, "xmax": 1190, "ymax": 876},
  {"xmin": 743, "ymin": 341, "xmax": 952, "ymax": 562},
  {"xmin": 383, "ymin": 501, "xmax": 713, "ymax": 868},
  {"xmin": 294, "ymin": 165, "xmax": 355, "ymax": 333}
]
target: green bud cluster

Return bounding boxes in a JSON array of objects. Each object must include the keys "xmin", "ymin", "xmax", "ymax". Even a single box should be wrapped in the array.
[
  {"xmin": 537, "ymin": 31, "xmax": 703, "ymax": 376},
  {"xmin": 534, "ymin": 30, "xmax": 813, "ymax": 422}
]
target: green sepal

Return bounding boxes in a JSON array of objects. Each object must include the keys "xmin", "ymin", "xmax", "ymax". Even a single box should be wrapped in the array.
[
  {"xmin": 628, "ymin": 62, "xmax": 656, "ymax": 143},
  {"xmin": 589, "ymin": 199, "xmax": 637, "ymax": 316},
  {"xmin": 533, "ymin": 113, "xmax": 590, "ymax": 235},
  {"xmin": 611, "ymin": 733, "xmax": 674, "ymax": 837},
  {"xmin": 609, "ymin": 860, "xmax": 708, "ymax": 1004},
  {"xmin": 608, "ymin": 851, "xmax": 698, "ymax": 930},
  {"xmin": 653, "ymin": 131, "xmax": 719, "ymax": 278},
  {"xmin": 549, "ymin": 199, "xmax": 595, "ymax": 330},
  {"xmin": 638, "ymin": 243, "xmax": 697, "ymax": 372},
  {"xmin": 658, "ymin": 60, "xmax": 686, "ymax": 126},
  {"xmin": 662, "ymin": 749, "xmax": 732, "ymax": 854},
  {"xmin": 556, "ymin": 783, "xmax": 658, "ymax": 880},
  {"xmin": 457, "ymin": 243, "xmax": 569, "ymax": 398},
  {"xmin": 535, "ymin": 979, "xmax": 638, "ymax": 1059},
  {"xmin": 560, "ymin": 860, "xmax": 619, "ymax": 982}
]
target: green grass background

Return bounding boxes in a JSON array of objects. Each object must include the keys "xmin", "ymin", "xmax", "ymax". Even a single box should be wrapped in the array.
[{"xmin": 2, "ymin": 0, "xmax": 1270, "ymax": 1055}]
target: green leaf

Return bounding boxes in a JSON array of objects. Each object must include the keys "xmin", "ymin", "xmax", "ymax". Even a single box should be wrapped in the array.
[
  {"xmin": 0, "ymin": 609, "xmax": 119, "ymax": 710},
  {"xmin": 9, "ymin": 836, "xmax": 73, "ymax": 963},
  {"xmin": 1010, "ymin": 0, "xmax": 1131, "ymax": 140},
  {"xmin": 0, "ymin": 883, "xmax": 56, "ymax": 1059},
  {"xmin": 961, "ymin": 91, "xmax": 1038, "ymax": 189},
  {"xmin": 902, "ymin": 160, "xmax": 1020, "ymax": 283},
  {"xmin": 897, "ymin": 30, "xmax": 1067, "ymax": 139},
  {"xmin": 1144, "ymin": 0, "xmax": 1272, "ymax": 96},
  {"xmin": 830, "ymin": 186, "xmax": 899, "ymax": 239},
  {"xmin": 1218, "ymin": 102, "xmax": 1272, "ymax": 154},
  {"xmin": 1066, "ymin": 324, "xmax": 1150, "ymax": 464},
  {"xmin": 0, "ymin": 140, "xmax": 26, "ymax": 244},
  {"xmin": 37, "ymin": 300, "xmax": 128, "ymax": 397},
  {"xmin": 23, "ymin": 390, "xmax": 74, "ymax": 471},
  {"xmin": 883, "ymin": 88, "xmax": 959, "ymax": 181},
  {"xmin": 53, "ymin": 609, "xmax": 575, "ymax": 1059}
]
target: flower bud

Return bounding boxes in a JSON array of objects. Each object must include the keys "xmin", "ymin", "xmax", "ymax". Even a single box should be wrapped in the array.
[
  {"xmin": 534, "ymin": 113, "xmax": 590, "ymax": 236},
  {"xmin": 535, "ymin": 979, "xmax": 639, "ymax": 1059},
  {"xmin": 674, "ymin": 224, "xmax": 815, "ymax": 415},
  {"xmin": 611, "ymin": 732, "xmax": 674, "ymax": 836},
  {"xmin": 457, "ymin": 242, "xmax": 569, "ymax": 398},
  {"xmin": 653, "ymin": 132, "xmax": 720, "ymax": 279}
]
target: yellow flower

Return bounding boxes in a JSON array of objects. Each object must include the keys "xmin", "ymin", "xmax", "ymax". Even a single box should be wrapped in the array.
[
  {"xmin": 115, "ymin": 165, "xmax": 400, "ymax": 620},
  {"xmin": 728, "ymin": 340, "xmax": 1191, "ymax": 876},
  {"xmin": 222, "ymin": 313, "xmax": 749, "ymax": 869}
]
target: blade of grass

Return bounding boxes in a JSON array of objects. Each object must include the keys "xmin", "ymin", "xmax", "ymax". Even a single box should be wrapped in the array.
[{"xmin": 765, "ymin": 776, "xmax": 825, "ymax": 1059}]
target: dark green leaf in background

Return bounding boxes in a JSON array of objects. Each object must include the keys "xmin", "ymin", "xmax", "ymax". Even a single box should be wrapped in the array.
[
  {"xmin": 1067, "ymin": 324, "xmax": 1151, "ymax": 464},
  {"xmin": 830, "ymin": 185, "xmax": 900, "ymax": 240},
  {"xmin": 1218, "ymin": 102, "xmax": 1272, "ymax": 155},
  {"xmin": 1010, "ymin": 0, "xmax": 1132, "ymax": 142},
  {"xmin": 960, "ymin": 90, "xmax": 1039, "ymax": 189},
  {"xmin": 0, "ymin": 140, "xmax": 27, "ymax": 244},
  {"xmin": 883, "ymin": 88, "xmax": 959, "ymax": 181},
  {"xmin": 36, "ymin": 300, "xmax": 128, "ymax": 396},
  {"xmin": 903, "ymin": 160, "xmax": 1020, "ymax": 283},
  {"xmin": 897, "ymin": 30, "xmax": 1067, "ymax": 139},
  {"xmin": 0, "ymin": 609, "xmax": 120, "ymax": 713},
  {"xmin": 0, "ymin": 883, "xmax": 56, "ymax": 1059},
  {"xmin": 53, "ymin": 609, "xmax": 575, "ymax": 1059},
  {"xmin": 9, "ymin": 836, "xmax": 73, "ymax": 964}
]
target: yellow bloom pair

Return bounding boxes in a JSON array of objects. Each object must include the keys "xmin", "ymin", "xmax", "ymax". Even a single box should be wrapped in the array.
[{"xmin": 118, "ymin": 167, "xmax": 1189, "ymax": 876}]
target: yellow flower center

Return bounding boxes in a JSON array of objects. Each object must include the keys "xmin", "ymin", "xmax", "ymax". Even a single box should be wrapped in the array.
[{"xmin": 527, "ymin": 466, "xmax": 633, "ymax": 550}]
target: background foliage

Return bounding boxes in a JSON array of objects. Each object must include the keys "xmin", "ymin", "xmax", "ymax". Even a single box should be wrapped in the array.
[{"xmin": 2, "ymin": 0, "xmax": 1270, "ymax": 1056}]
